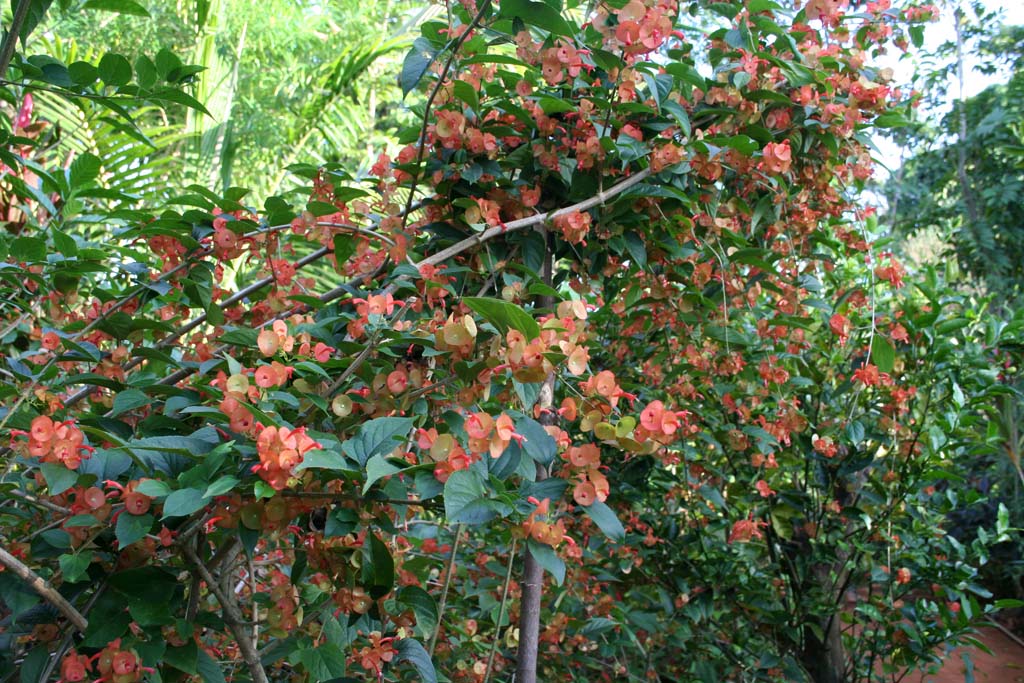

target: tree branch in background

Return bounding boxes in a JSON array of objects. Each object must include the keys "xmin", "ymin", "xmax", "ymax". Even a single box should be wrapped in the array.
[{"xmin": 0, "ymin": 0, "xmax": 32, "ymax": 77}]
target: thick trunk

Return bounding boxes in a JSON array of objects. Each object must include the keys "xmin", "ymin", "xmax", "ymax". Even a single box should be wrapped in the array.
[{"xmin": 801, "ymin": 613, "xmax": 845, "ymax": 683}]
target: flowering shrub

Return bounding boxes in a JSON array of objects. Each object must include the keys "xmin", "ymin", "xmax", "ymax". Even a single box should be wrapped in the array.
[{"xmin": 1, "ymin": 1, "xmax": 1011, "ymax": 683}]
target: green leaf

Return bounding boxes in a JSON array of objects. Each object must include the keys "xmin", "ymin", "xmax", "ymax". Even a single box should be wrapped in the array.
[
  {"xmin": 364, "ymin": 533, "xmax": 395, "ymax": 599},
  {"xmin": 82, "ymin": 0, "xmax": 150, "ymax": 15},
  {"xmin": 19, "ymin": 647, "xmax": 49, "ymax": 683},
  {"xmin": 624, "ymin": 232, "xmax": 647, "ymax": 268},
  {"xmin": 150, "ymin": 87, "xmax": 212, "ymax": 116},
  {"xmin": 401, "ymin": 37, "xmax": 438, "ymax": 97},
  {"xmin": 98, "ymin": 53, "xmax": 133, "ymax": 87},
  {"xmin": 333, "ymin": 233, "xmax": 357, "ymax": 266},
  {"xmin": 163, "ymin": 641, "xmax": 199, "ymax": 675},
  {"xmin": 463, "ymin": 296, "xmax": 540, "ymax": 339},
  {"xmin": 68, "ymin": 152, "xmax": 102, "ymax": 190},
  {"xmin": 873, "ymin": 111, "xmax": 910, "ymax": 128},
  {"xmin": 162, "ymin": 487, "xmax": 209, "ymax": 518},
  {"xmin": 52, "ymin": 228, "xmax": 78, "ymax": 256},
  {"xmin": 516, "ymin": 417, "xmax": 556, "ymax": 465},
  {"xmin": 296, "ymin": 449, "xmax": 350, "ymax": 471},
  {"xmin": 40, "ymin": 462, "xmax": 78, "ymax": 495},
  {"xmin": 443, "ymin": 468, "xmax": 486, "ymax": 521},
  {"xmin": 294, "ymin": 646, "xmax": 348, "ymax": 681},
  {"xmin": 394, "ymin": 638, "xmax": 438, "ymax": 683},
  {"xmin": 110, "ymin": 388, "xmax": 151, "ymax": 417},
  {"xmin": 115, "ymin": 513, "xmax": 153, "ymax": 548},
  {"xmin": 870, "ymin": 337, "xmax": 895, "ymax": 374},
  {"xmin": 396, "ymin": 586, "xmax": 439, "ymax": 639},
  {"xmin": 11, "ymin": 236, "xmax": 47, "ymax": 262},
  {"xmin": 584, "ymin": 499, "xmax": 625, "ymax": 542},
  {"xmin": 527, "ymin": 539, "xmax": 565, "ymax": 585},
  {"xmin": 196, "ymin": 648, "xmax": 227, "ymax": 683},
  {"xmin": 109, "ymin": 566, "xmax": 178, "ymax": 601},
  {"xmin": 363, "ymin": 454, "xmax": 404, "ymax": 493},
  {"xmin": 135, "ymin": 479, "xmax": 171, "ymax": 497},
  {"xmin": 15, "ymin": 0, "xmax": 54, "ymax": 46},
  {"xmin": 498, "ymin": 0, "xmax": 575, "ymax": 36},
  {"xmin": 203, "ymin": 475, "xmax": 239, "ymax": 498},
  {"xmin": 59, "ymin": 551, "xmax": 92, "ymax": 583},
  {"xmin": 341, "ymin": 416, "xmax": 414, "ymax": 467}
]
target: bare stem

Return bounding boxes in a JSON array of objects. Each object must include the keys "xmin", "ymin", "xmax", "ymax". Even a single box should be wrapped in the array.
[
  {"xmin": 183, "ymin": 541, "xmax": 269, "ymax": 683},
  {"xmin": 483, "ymin": 538, "xmax": 517, "ymax": 683},
  {"xmin": 0, "ymin": 0, "xmax": 32, "ymax": 77},
  {"xmin": 0, "ymin": 547, "xmax": 88, "ymax": 631},
  {"xmin": 400, "ymin": 0, "xmax": 494, "ymax": 231},
  {"xmin": 428, "ymin": 523, "xmax": 464, "ymax": 656}
]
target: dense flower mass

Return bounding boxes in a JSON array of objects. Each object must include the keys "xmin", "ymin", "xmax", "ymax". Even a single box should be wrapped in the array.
[{"xmin": 1, "ymin": 1, "xmax": 1011, "ymax": 683}]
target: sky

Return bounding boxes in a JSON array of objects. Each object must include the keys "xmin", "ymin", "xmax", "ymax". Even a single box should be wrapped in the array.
[{"xmin": 872, "ymin": 1, "xmax": 1024, "ymax": 174}]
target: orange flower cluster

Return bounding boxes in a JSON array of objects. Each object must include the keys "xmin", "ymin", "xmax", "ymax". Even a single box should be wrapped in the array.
[
  {"xmin": 59, "ymin": 651, "xmax": 91, "ymax": 682},
  {"xmin": 352, "ymin": 632, "xmax": 396, "ymax": 676},
  {"xmin": 91, "ymin": 643, "xmax": 146, "ymax": 683},
  {"xmin": 11, "ymin": 416, "xmax": 92, "ymax": 470},
  {"xmin": 264, "ymin": 570, "xmax": 302, "ymax": 637},
  {"xmin": 564, "ymin": 443, "xmax": 609, "ymax": 507},
  {"xmin": 417, "ymin": 428, "xmax": 473, "ymax": 483},
  {"xmin": 523, "ymin": 497, "xmax": 567, "ymax": 547},
  {"xmin": 552, "ymin": 210, "xmax": 591, "ymax": 245},
  {"xmin": 253, "ymin": 425, "xmax": 321, "ymax": 490},
  {"xmin": 465, "ymin": 411, "xmax": 521, "ymax": 459}
]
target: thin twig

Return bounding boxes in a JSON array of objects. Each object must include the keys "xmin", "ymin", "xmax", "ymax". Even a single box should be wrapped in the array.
[
  {"xmin": 0, "ymin": 0, "xmax": 32, "ymax": 77},
  {"xmin": 428, "ymin": 523, "xmax": 464, "ymax": 656},
  {"xmin": 483, "ymin": 537, "xmax": 517, "ymax": 683},
  {"xmin": 0, "ymin": 547, "xmax": 88, "ymax": 631},
  {"xmin": 400, "ymin": 0, "xmax": 493, "ymax": 231},
  {"xmin": 7, "ymin": 488, "xmax": 72, "ymax": 515}
]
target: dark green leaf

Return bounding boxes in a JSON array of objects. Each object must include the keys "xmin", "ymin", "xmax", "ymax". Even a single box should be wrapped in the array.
[
  {"xmin": 110, "ymin": 388, "xmax": 150, "ymax": 417},
  {"xmin": 394, "ymin": 638, "xmax": 438, "ymax": 683},
  {"xmin": 98, "ymin": 53, "xmax": 133, "ymax": 87},
  {"xmin": 584, "ymin": 499, "xmax": 625, "ymax": 542},
  {"xmin": 162, "ymin": 487, "xmax": 208, "ymax": 518},
  {"xmin": 516, "ymin": 417, "xmax": 556, "ymax": 465},
  {"xmin": 82, "ymin": 0, "xmax": 149, "ymax": 15},
  {"xmin": 401, "ymin": 37, "xmax": 438, "ymax": 97},
  {"xmin": 870, "ymin": 337, "xmax": 895, "ymax": 374},
  {"xmin": 463, "ymin": 296, "xmax": 540, "ymax": 339},
  {"xmin": 341, "ymin": 416, "xmax": 414, "ymax": 467},
  {"xmin": 40, "ymin": 462, "xmax": 78, "ymax": 495},
  {"xmin": 196, "ymin": 648, "xmax": 227, "ymax": 683},
  {"xmin": 19, "ymin": 646, "xmax": 49, "ymax": 683},
  {"xmin": 59, "ymin": 551, "xmax": 92, "ymax": 583},
  {"xmin": 498, "ymin": 0, "xmax": 575, "ymax": 36},
  {"xmin": 364, "ymin": 533, "xmax": 395, "ymax": 599},
  {"xmin": 396, "ymin": 586, "xmax": 438, "ymax": 639},
  {"xmin": 527, "ymin": 539, "xmax": 565, "ymax": 585},
  {"xmin": 115, "ymin": 512, "xmax": 153, "ymax": 548}
]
